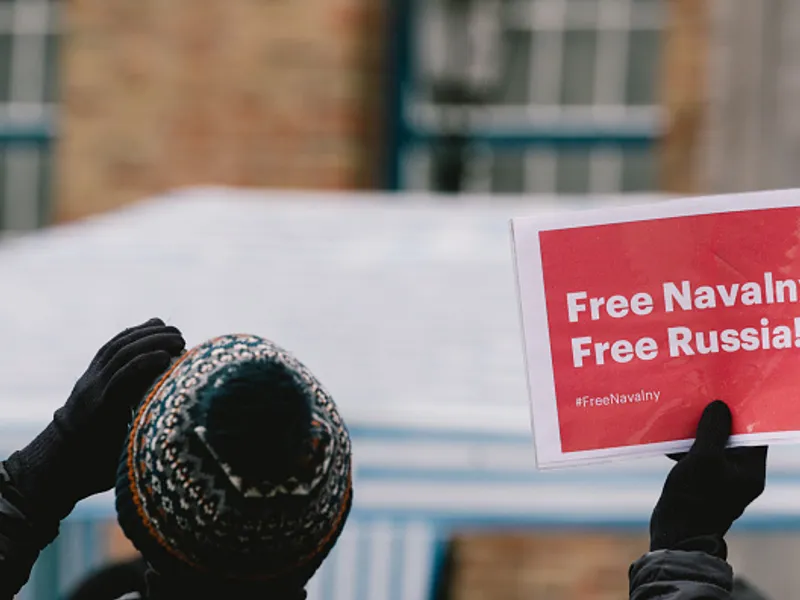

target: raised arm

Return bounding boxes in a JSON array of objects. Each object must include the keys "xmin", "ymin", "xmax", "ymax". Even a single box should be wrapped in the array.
[{"xmin": 0, "ymin": 319, "xmax": 184, "ymax": 598}]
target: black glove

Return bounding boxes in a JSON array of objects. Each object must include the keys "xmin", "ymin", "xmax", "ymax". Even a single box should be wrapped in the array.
[
  {"xmin": 3, "ymin": 318, "xmax": 185, "ymax": 523},
  {"xmin": 650, "ymin": 400, "xmax": 767, "ymax": 558}
]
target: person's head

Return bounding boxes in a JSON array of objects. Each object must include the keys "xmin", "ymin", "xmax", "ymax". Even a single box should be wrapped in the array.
[{"xmin": 115, "ymin": 334, "xmax": 352, "ymax": 594}]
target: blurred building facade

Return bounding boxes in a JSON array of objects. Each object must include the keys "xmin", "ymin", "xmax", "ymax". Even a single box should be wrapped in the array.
[
  {"xmin": 0, "ymin": 0, "xmax": 671, "ymax": 230},
  {"xmin": 0, "ymin": 0, "xmax": 57, "ymax": 232},
  {"xmin": 394, "ymin": 0, "xmax": 664, "ymax": 194},
  {"xmin": 700, "ymin": 1, "xmax": 800, "ymax": 194},
  {"xmin": 0, "ymin": 0, "xmax": 384, "ymax": 229},
  {"xmin": 56, "ymin": 0, "xmax": 385, "ymax": 222},
  {"xmin": 3, "ymin": 0, "xmax": 800, "ymax": 230}
]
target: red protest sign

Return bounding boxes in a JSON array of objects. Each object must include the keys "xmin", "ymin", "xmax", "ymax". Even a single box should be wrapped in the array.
[{"xmin": 512, "ymin": 191, "xmax": 800, "ymax": 468}]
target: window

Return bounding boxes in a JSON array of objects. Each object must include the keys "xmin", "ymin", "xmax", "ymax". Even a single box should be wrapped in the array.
[
  {"xmin": 0, "ymin": 0, "xmax": 58, "ymax": 231},
  {"xmin": 398, "ymin": 0, "xmax": 665, "ymax": 194}
]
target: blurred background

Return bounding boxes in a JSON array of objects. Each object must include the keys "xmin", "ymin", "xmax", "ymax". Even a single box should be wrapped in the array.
[{"xmin": 0, "ymin": 0, "xmax": 795, "ymax": 599}]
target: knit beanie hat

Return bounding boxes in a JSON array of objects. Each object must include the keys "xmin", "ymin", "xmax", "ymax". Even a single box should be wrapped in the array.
[{"xmin": 115, "ymin": 334, "xmax": 352, "ymax": 587}]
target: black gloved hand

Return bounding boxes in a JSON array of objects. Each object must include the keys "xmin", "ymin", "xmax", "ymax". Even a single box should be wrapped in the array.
[
  {"xmin": 650, "ymin": 400, "xmax": 767, "ymax": 558},
  {"xmin": 4, "ymin": 318, "xmax": 185, "ymax": 523}
]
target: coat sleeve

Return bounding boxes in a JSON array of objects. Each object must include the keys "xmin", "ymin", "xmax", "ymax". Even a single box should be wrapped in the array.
[
  {"xmin": 629, "ymin": 549, "xmax": 733, "ymax": 600},
  {"xmin": 0, "ymin": 462, "xmax": 60, "ymax": 600}
]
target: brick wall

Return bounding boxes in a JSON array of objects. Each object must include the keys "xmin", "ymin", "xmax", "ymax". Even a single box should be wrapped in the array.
[
  {"xmin": 56, "ymin": 0, "xmax": 385, "ymax": 223},
  {"xmin": 446, "ymin": 531, "xmax": 648, "ymax": 600}
]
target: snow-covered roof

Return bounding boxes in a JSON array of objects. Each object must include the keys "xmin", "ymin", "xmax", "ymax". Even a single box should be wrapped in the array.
[{"xmin": 0, "ymin": 187, "xmax": 663, "ymax": 436}]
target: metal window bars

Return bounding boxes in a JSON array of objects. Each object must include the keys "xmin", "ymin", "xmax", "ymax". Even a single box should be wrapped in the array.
[{"xmin": 387, "ymin": 0, "xmax": 665, "ymax": 194}]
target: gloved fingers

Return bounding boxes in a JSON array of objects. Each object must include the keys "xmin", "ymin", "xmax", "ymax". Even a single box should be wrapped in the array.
[
  {"xmin": 95, "ymin": 317, "xmax": 165, "ymax": 364},
  {"xmin": 104, "ymin": 350, "xmax": 174, "ymax": 410},
  {"xmin": 101, "ymin": 328, "xmax": 185, "ymax": 375},
  {"xmin": 690, "ymin": 400, "xmax": 732, "ymax": 455},
  {"xmin": 94, "ymin": 319, "xmax": 169, "ymax": 366}
]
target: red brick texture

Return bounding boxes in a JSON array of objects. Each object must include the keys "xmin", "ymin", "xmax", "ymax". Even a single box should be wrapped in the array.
[
  {"xmin": 56, "ymin": 0, "xmax": 385, "ymax": 222},
  {"xmin": 447, "ymin": 531, "xmax": 648, "ymax": 600}
]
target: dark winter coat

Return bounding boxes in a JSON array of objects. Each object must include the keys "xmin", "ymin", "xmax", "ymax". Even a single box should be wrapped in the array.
[{"xmin": 630, "ymin": 549, "xmax": 733, "ymax": 599}]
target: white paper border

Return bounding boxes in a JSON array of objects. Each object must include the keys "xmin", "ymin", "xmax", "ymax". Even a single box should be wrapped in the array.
[{"xmin": 511, "ymin": 188, "xmax": 800, "ymax": 469}]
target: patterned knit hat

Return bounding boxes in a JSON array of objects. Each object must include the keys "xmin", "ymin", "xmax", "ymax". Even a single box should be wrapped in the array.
[{"xmin": 115, "ymin": 334, "xmax": 352, "ymax": 586}]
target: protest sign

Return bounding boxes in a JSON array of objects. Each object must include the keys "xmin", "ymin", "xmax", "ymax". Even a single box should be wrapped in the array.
[{"xmin": 512, "ymin": 189, "xmax": 800, "ymax": 468}]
